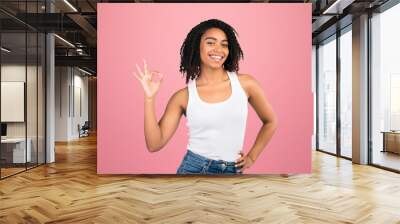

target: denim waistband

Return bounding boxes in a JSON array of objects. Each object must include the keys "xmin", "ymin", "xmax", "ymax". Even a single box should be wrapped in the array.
[{"xmin": 187, "ymin": 149, "xmax": 237, "ymax": 166}]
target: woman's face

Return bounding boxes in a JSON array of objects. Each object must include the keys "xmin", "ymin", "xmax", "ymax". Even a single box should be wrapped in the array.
[{"xmin": 199, "ymin": 28, "xmax": 229, "ymax": 70}]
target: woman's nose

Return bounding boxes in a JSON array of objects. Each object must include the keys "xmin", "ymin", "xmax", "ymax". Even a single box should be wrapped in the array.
[{"xmin": 213, "ymin": 45, "xmax": 224, "ymax": 53}]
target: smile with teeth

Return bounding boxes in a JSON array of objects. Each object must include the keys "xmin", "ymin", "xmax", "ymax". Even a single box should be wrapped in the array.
[{"xmin": 209, "ymin": 54, "xmax": 224, "ymax": 62}]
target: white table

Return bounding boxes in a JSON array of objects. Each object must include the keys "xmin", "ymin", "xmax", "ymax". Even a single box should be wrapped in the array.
[{"xmin": 1, "ymin": 138, "xmax": 32, "ymax": 163}]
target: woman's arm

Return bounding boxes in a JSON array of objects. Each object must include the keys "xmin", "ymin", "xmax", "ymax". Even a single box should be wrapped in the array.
[
  {"xmin": 144, "ymin": 89, "xmax": 186, "ymax": 152},
  {"xmin": 236, "ymin": 74, "xmax": 278, "ymax": 169},
  {"xmin": 134, "ymin": 60, "xmax": 187, "ymax": 152}
]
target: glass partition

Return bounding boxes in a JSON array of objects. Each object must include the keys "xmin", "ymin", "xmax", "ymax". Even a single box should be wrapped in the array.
[
  {"xmin": 27, "ymin": 30, "xmax": 38, "ymax": 169},
  {"xmin": 1, "ymin": 30, "xmax": 28, "ymax": 177},
  {"xmin": 0, "ymin": 1, "xmax": 46, "ymax": 179},
  {"xmin": 317, "ymin": 35, "xmax": 337, "ymax": 154}
]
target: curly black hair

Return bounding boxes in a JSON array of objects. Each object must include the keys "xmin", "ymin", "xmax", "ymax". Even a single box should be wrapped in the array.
[{"xmin": 179, "ymin": 19, "xmax": 244, "ymax": 84}]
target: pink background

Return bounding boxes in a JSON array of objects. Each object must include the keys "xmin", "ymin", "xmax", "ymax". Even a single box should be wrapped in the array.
[{"xmin": 97, "ymin": 3, "xmax": 312, "ymax": 174}]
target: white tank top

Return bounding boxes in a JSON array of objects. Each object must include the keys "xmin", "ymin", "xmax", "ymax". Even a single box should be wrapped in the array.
[{"xmin": 186, "ymin": 71, "xmax": 248, "ymax": 162}]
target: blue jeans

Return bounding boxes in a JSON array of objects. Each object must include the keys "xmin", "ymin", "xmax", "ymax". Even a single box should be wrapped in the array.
[{"xmin": 176, "ymin": 150, "xmax": 243, "ymax": 175}]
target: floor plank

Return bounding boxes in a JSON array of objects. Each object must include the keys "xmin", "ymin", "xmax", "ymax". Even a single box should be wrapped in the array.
[{"xmin": 1, "ymin": 133, "xmax": 400, "ymax": 223}]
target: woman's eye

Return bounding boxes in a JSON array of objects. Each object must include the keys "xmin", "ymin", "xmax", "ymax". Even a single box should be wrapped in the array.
[
  {"xmin": 222, "ymin": 44, "xmax": 228, "ymax": 48},
  {"xmin": 207, "ymin": 42, "xmax": 214, "ymax": 45}
]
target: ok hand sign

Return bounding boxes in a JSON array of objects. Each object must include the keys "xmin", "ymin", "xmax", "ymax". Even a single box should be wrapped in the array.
[{"xmin": 134, "ymin": 59, "xmax": 164, "ymax": 100}]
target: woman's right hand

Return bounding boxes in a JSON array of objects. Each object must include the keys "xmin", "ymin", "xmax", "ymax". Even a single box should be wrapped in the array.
[{"xmin": 134, "ymin": 59, "xmax": 164, "ymax": 100}]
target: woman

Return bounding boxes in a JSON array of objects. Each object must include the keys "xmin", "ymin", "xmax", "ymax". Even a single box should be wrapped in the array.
[{"xmin": 134, "ymin": 19, "xmax": 277, "ymax": 174}]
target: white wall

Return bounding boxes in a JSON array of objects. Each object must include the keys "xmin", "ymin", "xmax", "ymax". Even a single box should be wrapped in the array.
[
  {"xmin": 55, "ymin": 66, "xmax": 69, "ymax": 141},
  {"xmin": 55, "ymin": 67, "xmax": 89, "ymax": 141},
  {"xmin": 1, "ymin": 65, "xmax": 25, "ymax": 131},
  {"xmin": 72, "ymin": 73, "xmax": 89, "ymax": 138},
  {"xmin": 1, "ymin": 65, "xmax": 41, "ymax": 137}
]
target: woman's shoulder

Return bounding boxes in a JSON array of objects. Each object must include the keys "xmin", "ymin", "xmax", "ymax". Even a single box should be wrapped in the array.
[
  {"xmin": 236, "ymin": 73, "xmax": 263, "ymax": 98},
  {"xmin": 174, "ymin": 87, "xmax": 188, "ymax": 97},
  {"xmin": 236, "ymin": 73, "xmax": 259, "ymax": 89},
  {"xmin": 169, "ymin": 87, "xmax": 188, "ymax": 107}
]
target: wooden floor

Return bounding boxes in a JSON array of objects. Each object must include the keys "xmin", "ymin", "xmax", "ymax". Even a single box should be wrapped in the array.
[
  {"xmin": 373, "ymin": 150, "xmax": 400, "ymax": 171},
  {"xmin": 1, "ymin": 134, "xmax": 400, "ymax": 224},
  {"xmin": 0, "ymin": 167, "xmax": 26, "ymax": 178}
]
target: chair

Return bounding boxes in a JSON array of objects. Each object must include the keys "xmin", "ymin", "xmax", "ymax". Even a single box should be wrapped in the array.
[{"xmin": 78, "ymin": 121, "xmax": 90, "ymax": 138}]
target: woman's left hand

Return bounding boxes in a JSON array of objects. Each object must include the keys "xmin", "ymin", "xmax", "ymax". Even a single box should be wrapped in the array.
[{"xmin": 235, "ymin": 152, "xmax": 255, "ymax": 171}]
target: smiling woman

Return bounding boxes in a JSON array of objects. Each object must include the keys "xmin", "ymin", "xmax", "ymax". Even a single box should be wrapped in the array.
[
  {"xmin": 134, "ymin": 19, "xmax": 278, "ymax": 175},
  {"xmin": 179, "ymin": 19, "xmax": 244, "ymax": 84}
]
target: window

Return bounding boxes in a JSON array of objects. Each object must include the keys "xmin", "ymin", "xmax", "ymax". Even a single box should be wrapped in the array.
[
  {"xmin": 339, "ymin": 27, "xmax": 352, "ymax": 158},
  {"xmin": 317, "ymin": 35, "xmax": 337, "ymax": 154},
  {"xmin": 371, "ymin": 2, "xmax": 400, "ymax": 171}
]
